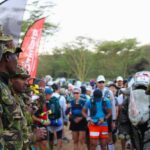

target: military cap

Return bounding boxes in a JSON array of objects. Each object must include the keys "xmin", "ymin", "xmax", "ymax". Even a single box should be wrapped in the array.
[
  {"xmin": 11, "ymin": 65, "xmax": 30, "ymax": 79},
  {"xmin": 0, "ymin": 25, "xmax": 22, "ymax": 57}
]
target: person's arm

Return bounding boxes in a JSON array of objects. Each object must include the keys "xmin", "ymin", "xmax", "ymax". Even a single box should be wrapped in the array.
[
  {"xmin": 104, "ymin": 99, "xmax": 112, "ymax": 121},
  {"xmin": 60, "ymin": 96, "xmax": 68, "ymax": 124},
  {"xmin": 82, "ymin": 107, "xmax": 87, "ymax": 118},
  {"xmin": 32, "ymin": 111, "xmax": 50, "ymax": 125},
  {"xmin": 32, "ymin": 114, "xmax": 41, "ymax": 123}
]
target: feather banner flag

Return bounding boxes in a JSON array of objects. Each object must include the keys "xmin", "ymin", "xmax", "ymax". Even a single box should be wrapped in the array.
[{"xmin": 18, "ymin": 18, "xmax": 45, "ymax": 78}]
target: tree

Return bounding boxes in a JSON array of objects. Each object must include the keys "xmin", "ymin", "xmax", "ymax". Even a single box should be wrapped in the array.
[
  {"xmin": 62, "ymin": 37, "xmax": 94, "ymax": 81},
  {"xmin": 21, "ymin": 0, "xmax": 58, "ymax": 40},
  {"xmin": 95, "ymin": 39, "xmax": 138, "ymax": 78}
]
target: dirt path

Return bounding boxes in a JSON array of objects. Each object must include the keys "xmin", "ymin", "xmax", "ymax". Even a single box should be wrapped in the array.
[{"xmin": 62, "ymin": 126, "xmax": 122, "ymax": 150}]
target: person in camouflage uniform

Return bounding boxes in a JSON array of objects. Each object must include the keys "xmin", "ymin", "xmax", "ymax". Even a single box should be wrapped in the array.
[
  {"xmin": 0, "ymin": 27, "xmax": 46, "ymax": 150},
  {"xmin": 10, "ymin": 66, "xmax": 33, "ymax": 150},
  {"xmin": 0, "ymin": 28, "xmax": 24, "ymax": 149}
]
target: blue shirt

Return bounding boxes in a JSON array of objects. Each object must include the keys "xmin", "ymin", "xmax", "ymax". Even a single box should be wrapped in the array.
[{"xmin": 84, "ymin": 98, "xmax": 112, "ymax": 126}]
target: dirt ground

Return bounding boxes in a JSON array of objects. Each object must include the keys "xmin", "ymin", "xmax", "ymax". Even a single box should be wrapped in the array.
[{"xmin": 61, "ymin": 126, "xmax": 122, "ymax": 150}]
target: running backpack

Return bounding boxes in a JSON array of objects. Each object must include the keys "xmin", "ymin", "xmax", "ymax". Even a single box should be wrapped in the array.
[
  {"xmin": 70, "ymin": 98, "xmax": 85, "ymax": 117},
  {"xmin": 90, "ymin": 97, "xmax": 107, "ymax": 117},
  {"xmin": 80, "ymin": 94, "xmax": 88, "ymax": 101},
  {"xmin": 47, "ymin": 96, "xmax": 61, "ymax": 119}
]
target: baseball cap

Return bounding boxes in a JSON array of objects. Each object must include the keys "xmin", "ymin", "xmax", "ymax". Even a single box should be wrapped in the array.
[
  {"xmin": 116, "ymin": 76, "xmax": 123, "ymax": 81},
  {"xmin": 96, "ymin": 75, "xmax": 106, "ymax": 82},
  {"xmin": 45, "ymin": 87, "xmax": 53, "ymax": 95},
  {"xmin": 93, "ymin": 89, "xmax": 102, "ymax": 99}
]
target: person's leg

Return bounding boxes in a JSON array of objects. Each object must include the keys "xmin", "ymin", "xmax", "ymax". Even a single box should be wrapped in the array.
[
  {"xmin": 88, "ymin": 124, "xmax": 99, "ymax": 150},
  {"xmin": 99, "ymin": 126, "xmax": 109, "ymax": 150},
  {"xmin": 90, "ymin": 139, "xmax": 98, "ymax": 150},
  {"xmin": 39, "ymin": 140, "xmax": 48, "ymax": 150},
  {"xmin": 79, "ymin": 131, "xmax": 86, "ymax": 150},
  {"xmin": 56, "ymin": 130, "xmax": 63, "ymax": 150},
  {"xmin": 121, "ymin": 139, "xmax": 126, "ymax": 150},
  {"xmin": 49, "ymin": 131, "xmax": 54, "ymax": 150},
  {"xmin": 86, "ymin": 128, "xmax": 91, "ymax": 150},
  {"xmin": 72, "ymin": 131, "xmax": 79, "ymax": 150},
  {"xmin": 100, "ymin": 138, "xmax": 108, "ymax": 150},
  {"xmin": 107, "ymin": 133, "xmax": 115, "ymax": 150}
]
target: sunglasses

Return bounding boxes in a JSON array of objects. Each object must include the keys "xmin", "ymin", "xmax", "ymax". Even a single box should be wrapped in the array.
[
  {"xmin": 73, "ymin": 92, "xmax": 80, "ymax": 94},
  {"xmin": 98, "ymin": 81, "xmax": 105, "ymax": 84}
]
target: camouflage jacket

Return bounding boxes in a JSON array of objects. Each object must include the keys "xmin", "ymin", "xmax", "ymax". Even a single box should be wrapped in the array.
[{"xmin": 0, "ymin": 72, "xmax": 25, "ymax": 150}]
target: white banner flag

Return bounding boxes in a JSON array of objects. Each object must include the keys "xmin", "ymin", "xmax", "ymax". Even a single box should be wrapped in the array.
[{"xmin": 0, "ymin": 0, "xmax": 27, "ymax": 46}]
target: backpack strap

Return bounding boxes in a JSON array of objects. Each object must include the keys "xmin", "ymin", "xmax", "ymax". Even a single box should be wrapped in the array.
[{"xmin": 90, "ymin": 97, "xmax": 97, "ymax": 117}]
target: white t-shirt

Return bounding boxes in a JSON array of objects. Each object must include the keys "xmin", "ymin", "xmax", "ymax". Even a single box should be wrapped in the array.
[{"xmin": 117, "ymin": 94, "xmax": 124, "ymax": 105}]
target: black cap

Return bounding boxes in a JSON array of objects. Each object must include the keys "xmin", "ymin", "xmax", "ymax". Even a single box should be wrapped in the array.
[{"xmin": 93, "ymin": 89, "xmax": 102, "ymax": 99}]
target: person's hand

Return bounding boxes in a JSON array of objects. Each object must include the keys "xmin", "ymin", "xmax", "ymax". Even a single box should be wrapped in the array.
[
  {"xmin": 74, "ymin": 117, "xmax": 82, "ymax": 123},
  {"xmin": 67, "ymin": 103, "xmax": 71, "ymax": 108},
  {"xmin": 33, "ymin": 127, "xmax": 47, "ymax": 141},
  {"xmin": 98, "ymin": 118, "xmax": 104, "ymax": 125},
  {"xmin": 41, "ymin": 119, "xmax": 50, "ymax": 126},
  {"xmin": 87, "ymin": 120, "xmax": 94, "ymax": 126}
]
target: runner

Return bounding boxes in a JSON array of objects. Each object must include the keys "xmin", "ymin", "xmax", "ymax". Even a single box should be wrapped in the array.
[
  {"xmin": 67, "ymin": 87, "xmax": 87, "ymax": 150},
  {"xmin": 82, "ymin": 89, "xmax": 112, "ymax": 150}
]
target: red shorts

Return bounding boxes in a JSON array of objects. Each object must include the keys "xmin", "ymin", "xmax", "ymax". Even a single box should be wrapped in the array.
[{"xmin": 88, "ymin": 124, "xmax": 108, "ymax": 139}]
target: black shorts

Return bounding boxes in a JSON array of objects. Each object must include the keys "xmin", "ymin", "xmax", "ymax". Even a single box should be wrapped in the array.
[
  {"xmin": 32, "ymin": 124, "xmax": 48, "ymax": 141},
  {"xmin": 69, "ymin": 118, "xmax": 87, "ymax": 131},
  {"xmin": 48, "ymin": 130, "xmax": 63, "ymax": 141}
]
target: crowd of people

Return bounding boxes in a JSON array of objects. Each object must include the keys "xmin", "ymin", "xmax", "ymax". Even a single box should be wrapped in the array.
[
  {"xmin": 1, "ymin": 27, "xmax": 150, "ymax": 150},
  {"xmin": 24, "ymin": 74, "xmax": 131, "ymax": 150}
]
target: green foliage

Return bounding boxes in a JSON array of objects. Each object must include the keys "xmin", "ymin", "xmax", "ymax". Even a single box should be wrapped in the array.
[
  {"xmin": 21, "ymin": 0, "xmax": 58, "ymax": 41},
  {"xmin": 37, "ymin": 38, "xmax": 150, "ymax": 81}
]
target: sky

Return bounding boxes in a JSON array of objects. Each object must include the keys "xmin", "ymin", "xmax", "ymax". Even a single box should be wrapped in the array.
[{"xmin": 40, "ymin": 0, "xmax": 150, "ymax": 53}]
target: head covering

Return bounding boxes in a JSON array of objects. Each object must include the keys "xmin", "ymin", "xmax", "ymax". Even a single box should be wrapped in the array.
[
  {"xmin": 86, "ymin": 85, "xmax": 93, "ymax": 92},
  {"xmin": 0, "ymin": 26, "xmax": 21, "ymax": 59},
  {"xmin": 80, "ymin": 86, "xmax": 86, "ymax": 94},
  {"xmin": 96, "ymin": 75, "xmax": 106, "ymax": 82},
  {"xmin": 45, "ymin": 87, "xmax": 53, "ymax": 95},
  {"xmin": 90, "ymin": 79, "xmax": 95, "ymax": 87},
  {"xmin": 45, "ymin": 75, "xmax": 53, "ymax": 83},
  {"xmin": 73, "ymin": 87, "xmax": 81, "ymax": 93},
  {"xmin": 93, "ymin": 89, "xmax": 102, "ymax": 100},
  {"xmin": 11, "ymin": 65, "xmax": 30, "ymax": 78},
  {"xmin": 116, "ymin": 76, "xmax": 123, "ymax": 81}
]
